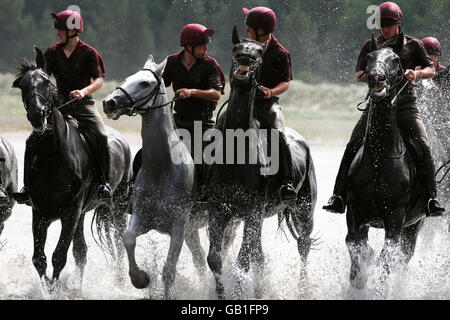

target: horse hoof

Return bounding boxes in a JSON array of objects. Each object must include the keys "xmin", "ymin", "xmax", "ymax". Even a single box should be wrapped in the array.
[{"xmin": 129, "ymin": 270, "xmax": 150, "ymax": 289}]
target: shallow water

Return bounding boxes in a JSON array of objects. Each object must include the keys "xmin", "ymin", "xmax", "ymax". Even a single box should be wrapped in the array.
[{"xmin": 0, "ymin": 132, "xmax": 448, "ymax": 300}]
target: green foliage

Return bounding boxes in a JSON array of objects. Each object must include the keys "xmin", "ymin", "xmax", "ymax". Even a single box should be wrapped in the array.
[{"xmin": 0, "ymin": 0, "xmax": 448, "ymax": 82}]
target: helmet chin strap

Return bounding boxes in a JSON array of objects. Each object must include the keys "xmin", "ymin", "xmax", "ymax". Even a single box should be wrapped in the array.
[
  {"xmin": 185, "ymin": 45, "xmax": 202, "ymax": 61},
  {"xmin": 62, "ymin": 29, "xmax": 78, "ymax": 47}
]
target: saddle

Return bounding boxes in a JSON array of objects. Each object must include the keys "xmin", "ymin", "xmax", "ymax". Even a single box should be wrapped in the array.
[{"xmin": 63, "ymin": 115, "xmax": 96, "ymax": 166}]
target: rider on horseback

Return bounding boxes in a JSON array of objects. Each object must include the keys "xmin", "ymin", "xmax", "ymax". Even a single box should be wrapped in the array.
[
  {"xmin": 323, "ymin": 1, "xmax": 446, "ymax": 216},
  {"xmin": 163, "ymin": 23, "xmax": 225, "ymax": 199},
  {"xmin": 13, "ymin": 10, "xmax": 112, "ymax": 205},
  {"xmin": 421, "ymin": 37, "xmax": 450, "ymax": 101},
  {"xmin": 242, "ymin": 6, "xmax": 296, "ymax": 202}
]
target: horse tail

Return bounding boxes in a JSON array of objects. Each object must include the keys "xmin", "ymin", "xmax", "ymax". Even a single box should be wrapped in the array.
[
  {"xmin": 278, "ymin": 143, "xmax": 320, "ymax": 248},
  {"xmin": 90, "ymin": 205, "xmax": 117, "ymax": 261}
]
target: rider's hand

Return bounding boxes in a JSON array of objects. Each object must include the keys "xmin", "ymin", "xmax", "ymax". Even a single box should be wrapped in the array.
[
  {"xmin": 259, "ymin": 86, "xmax": 272, "ymax": 99},
  {"xmin": 70, "ymin": 89, "xmax": 86, "ymax": 100},
  {"xmin": 176, "ymin": 88, "xmax": 193, "ymax": 99},
  {"xmin": 405, "ymin": 69, "xmax": 417, "ymax": 81}
]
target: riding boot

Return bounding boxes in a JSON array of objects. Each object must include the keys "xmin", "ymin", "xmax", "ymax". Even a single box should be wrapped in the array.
[
  {"xmin": 97, "ymin": 145, "xmax": 112, "ymax": 203},
  {"xmin": 278, "ymin": 131, "xmax": 296, "ymax": 202},
  {"xmin": 422, "ymin": 154, "xmax": 445, "ymax": 216},
  {"xmin": 12, "ymin": 142, "xmax": 34, "ymax": 206},
  {"xmin": 323, "ymin": 138, "xmax": 363, "ymax": 214}
]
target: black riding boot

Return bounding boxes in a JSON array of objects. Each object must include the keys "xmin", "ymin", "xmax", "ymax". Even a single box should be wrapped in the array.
[
  {"xmin": 12, "ymin": 142, "xmax": 34, "ymax": 206},
  {"xmin": 97, "ymin": 146, "xmax": 112, "ymax": 203},
  {"xmin": 278, "ymin": 131, "xmax": 296, "ymax": 202},
  {"xmin": 422, "ymin": 155, "xmax": 445, "ymax": 216},
  {"xmin": 323, "ymin": 138, "xmax": 363, "ymax": 214}
]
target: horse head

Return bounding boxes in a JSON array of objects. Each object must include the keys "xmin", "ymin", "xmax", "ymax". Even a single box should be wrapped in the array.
[
  {"xmin": 12, "ymin": 46, "xmax": 55, "ymax": 132},
  {"xmin": 365, "ymin": 34, "xmax": 404, "ymax": 102},
  {"xmin": 103, "ymin": 55, "xmax": 167, "ymax": 120},
  {"xmin": 230, "ymin": 26, "xmax": 264, "ymax": 88}
]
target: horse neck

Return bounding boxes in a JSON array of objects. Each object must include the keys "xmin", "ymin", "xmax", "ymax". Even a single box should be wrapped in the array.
[
  {"xmin": 224, "ymin": 84, "xmax": 255, "ymax": 130},
  {"xmin": 140, "ymin": 85, "xmax": 175, "ymax": 165},
  {"xmin": 366, "ymin": 100, "xmax": 403, "ymax": 161}
]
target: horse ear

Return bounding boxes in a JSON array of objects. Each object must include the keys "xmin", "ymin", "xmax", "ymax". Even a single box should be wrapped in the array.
[
  {"xmin": 12, "ymin": 77, "xmax": 21, "ymax": 88},
  {"xmin": 391, "ymin": 33, "xmax": 404, "ymax": 54},
  {"xmin": 154, "ymin": 59, "xmax": 167, "ymax": 77},
  {"xmin": 34, "ymin": 45, "xmax": 46, "ymax": 70},
  {"xmin": 232, "ymin": 26, "xmax": 241, "ymax": 45},
  {"xmin": 369, "ymin": 33, "xmax": 379, "ymax": 51},
  {"xmin": 143, "ymin": 54, "xmax": 156, "ymax": 69}
]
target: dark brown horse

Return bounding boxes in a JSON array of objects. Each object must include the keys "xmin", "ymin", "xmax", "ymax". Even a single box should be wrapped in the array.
[
  {"xmin": 346, "ymin": 45, "xmax": 427, "ymax": 289},
  {"xmin": 12, "ymin": 47, "xmax": 132, "ymax": 291},
  {"xmin": 206, "ymin": 28, "xmax": 317, "ymax": 299}
]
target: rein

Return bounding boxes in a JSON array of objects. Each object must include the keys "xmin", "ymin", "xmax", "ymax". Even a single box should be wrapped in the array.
[
  {"xmin": 436, "ymin": 159, "xmax": 450, "ymax": 184},
  {"xmin": 116, "ymin": 68, "xmax": 180, "ymax": 117}
]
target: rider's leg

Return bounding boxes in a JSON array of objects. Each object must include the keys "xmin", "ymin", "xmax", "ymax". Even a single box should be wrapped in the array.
[
  {"xmin": 74, "ymin": 99, "xmax": 112, "ymax": 202},
  {"xmin": 254, "ymin": 100, "xmax": 296, "ymax": 201},
  {"xmin": 323, "ymin": 111, "xmax": 368, "ymax": 213},
  {"xmin": 12, "ymin": 135, "xmax": 38, "ymax": 206},
  {"xmin": 397, "ymin": 105, "xmax": 445, "ymax": 216}
]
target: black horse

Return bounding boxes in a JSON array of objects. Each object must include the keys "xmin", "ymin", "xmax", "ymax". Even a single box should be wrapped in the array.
[
  {"xmin": 206, "ymin": 28, "xmax": 317, "ymax": 299},
  {"xmin": 0, "ymin": 136, "xmax": 18, "ymax": 237},
  {"xmin": 345, "ymin": 44, "xmax": 428, "ymax": 288},
  {"xmin": 12, "ymin": 47, "xmax": 132, "ymax": 290}
]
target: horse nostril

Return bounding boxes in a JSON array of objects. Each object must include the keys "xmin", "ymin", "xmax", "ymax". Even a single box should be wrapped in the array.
[{"xmin": 104, "ymin": 99, "xmax": 116, "ymax": 111}]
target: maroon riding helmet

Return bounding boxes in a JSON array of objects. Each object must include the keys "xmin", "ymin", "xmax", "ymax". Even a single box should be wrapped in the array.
[
  {"xmin": 422, "ymin": 37, "xmax": 442, "ymax": 56},
  {"xmin": 378, "ymin": 2, "xmax": 403, "ymax": 27},
  {"xmin": 51, "ymin": 10, "xmax": 84, "ymax": 33},
  {"xmin": 180, "ymin": 24, "xmax": 214, "ymax": 47},
  {"xmin": 243, "ymin": 6, "xmax": 277, "ymax": 37}
]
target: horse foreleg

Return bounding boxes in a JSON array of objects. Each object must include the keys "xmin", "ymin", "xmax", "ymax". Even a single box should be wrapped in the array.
[
  {"xmin": 32, "ymin": 211, "xmax": 50, "ymax": 281},
  {"xmin": 52, "ymin": 208, "xmax": 81, "ymax": 282},
  {"xmin": 207, "ymin": 215, "xmax": 228, "ymax": 299},
  {"xmin": 346, "ymin": 207, "xmax": 372, "ymax": 289},
  {"xmin": 237, "ymin": 214, "xmax": 263, "ymax": 272},
  {"xmin": 184, "ymin": 229, "xmax": 206, "ymax": 278},
  {"xmin": 72, "ymin": 213, "xmax": 87, "ymax": 290},
  {"xmin": 163, "ymin": 219, "xmax": 187, "ymax": 299},
  {"xmin": 378, "ymin": 211, "xmax": 405, "ymax": 284},
  {"xmin": 400, "ymin": 218, "xmax": 424, "ymax": 265},
  {"xmin": 123, "ymin": 214, "xmax": 150, "ymax": 289}
]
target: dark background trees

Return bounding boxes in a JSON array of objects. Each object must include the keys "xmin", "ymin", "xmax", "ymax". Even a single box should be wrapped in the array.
[{"xmin": 0, "ymin": 0, "xmax": 448, "ymax": 82}]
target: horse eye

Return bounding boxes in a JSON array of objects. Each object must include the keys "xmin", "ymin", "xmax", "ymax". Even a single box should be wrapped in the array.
[{"xmin": 140, "ymin": 81, "xmax": 150, "ymax": 87}]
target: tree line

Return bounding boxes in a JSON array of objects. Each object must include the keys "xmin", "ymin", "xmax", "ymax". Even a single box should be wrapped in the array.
[{"xmin": 0, "ymin": 0, "xmax": 448, "ymax": 83}]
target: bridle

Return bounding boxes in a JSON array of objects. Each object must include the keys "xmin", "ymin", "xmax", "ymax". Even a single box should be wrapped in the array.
[{"xmin": 115, "ymin": 68, "xmax": 179, "ymax": 117}]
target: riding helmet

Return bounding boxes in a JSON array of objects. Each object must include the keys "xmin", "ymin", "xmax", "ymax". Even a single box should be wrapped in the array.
[
  {"xmin": 243, "ymin": 7, "xmax": 277, "ymax": 34},
  {"xmin": 51, "ymin": 10, "xmax": 84, "ymax": 33},
  {"xmin": 422, "ymin": 37, "xmax": 442, "ymax": 56},
  {"xmin": 179, "ymin": 24, "xmax": 214, "ymax": 47}
]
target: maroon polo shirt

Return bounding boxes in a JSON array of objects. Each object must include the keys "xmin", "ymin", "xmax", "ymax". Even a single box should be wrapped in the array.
[
  {"xmin": 162, "ymin": 51, "xmax": 225, "ymax": 121},
  {"xmin": 356, "ymin": 33, "xmax": 433, "ymax": 98},
  {"xmin": 260, "ymin": 35, "xmax": 293, "ymax": 90},
  {"xmin": 44, "ymin": 39, "xmax": 106, "ymax": 101}
]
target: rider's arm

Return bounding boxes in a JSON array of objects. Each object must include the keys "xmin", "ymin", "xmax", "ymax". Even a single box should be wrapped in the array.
[
  {"xmin": 405, "ymin": 66, "xmax": 435, "ymax": 81},
  {"xmin": 177, "ymin": 88, "xmax": 221, "ymax": 101},
  {"xmin": 260, "ymin": 81, "xmax": 290, "ymax": 98},
  {"xmin": 71, "ymin": 77, "xmax": 103, "ymax": 100}
]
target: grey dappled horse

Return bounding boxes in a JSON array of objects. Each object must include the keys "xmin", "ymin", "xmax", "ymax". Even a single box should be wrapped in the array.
[
  {"xmin": 103, "ymin": 56, "xmax": 237, "ymax": 298},
  {"xmin": 0, "ymin": 136, "xmax": 18, "ymax": 238},
  {"xmin": 12, "ymin": 47, "xmax": 132, "ymax": 291},
  {"xmin": 206, "ymin": 27, "xmax": 317, "ymax": 299}
]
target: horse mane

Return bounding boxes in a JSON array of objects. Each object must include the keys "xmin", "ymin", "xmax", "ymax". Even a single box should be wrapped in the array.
[
  {"xmin": 16, "ymin": 58, "xmax": 37, "ymax": 79},
  {"xmin": 15, "ymin": 58, "xmax": 58, "ymax": 102}
]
